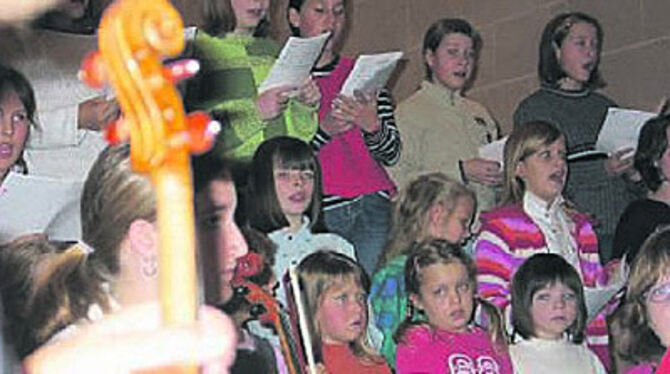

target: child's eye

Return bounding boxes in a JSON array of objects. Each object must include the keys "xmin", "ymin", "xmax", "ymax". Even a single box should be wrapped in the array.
[
  {"xmin": 562, "ymin": 292, "xmax": 577, "ymax": 302},
  {"xmin": 432, "ymin": 287, "xmax": 445, "ymax": 297},
  {"xmin": 275, "ymin": 170, "xmax": 290, "ymax": 180},
  {"xmin": 300, "ymin": 170, "xmax": 315, "ymax": 181},
  {"xmin": 333, "ymin": 6, "xmax": 345, "ymax": 16},
  {"xmin": 456, "ymin": 283, "xmax": 471, "ymax": 293},
  {"xmin": 11, "ymin": 112, "xmax": 27, "ymax": 124},
  {"xmin": 535, "ymin": 293, "xmax": 551, "ymax": 302},
  {"xmin": 199, "ymin": 214, "xmax": 221, "ymax": 231},
  {"xmin": 356, "ymin": 293, "xmax": 367, "ymax": 304},
  {"xmin": 446, "ymin": 49, "xmax": 460, "ymax": 57}
]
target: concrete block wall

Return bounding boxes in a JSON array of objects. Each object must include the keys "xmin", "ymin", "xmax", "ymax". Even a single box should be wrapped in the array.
[
  {"xmin": 341, "ymin": 0, "xmax": 670, "ymax": 134},
  {"xmin": 172, "ymin": 0, "xmax": 670, "ymax": 135}
]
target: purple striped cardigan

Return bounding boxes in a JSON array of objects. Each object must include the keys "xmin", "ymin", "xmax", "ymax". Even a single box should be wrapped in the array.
[{"xmin": 474, "ymin": 204, "xmax": 612, "ymax": 369}]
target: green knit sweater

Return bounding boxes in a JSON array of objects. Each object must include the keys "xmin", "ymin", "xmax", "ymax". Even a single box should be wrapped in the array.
[{"xmin": 185, "ymin": 32, "xmax": 318, "ymax": 160}]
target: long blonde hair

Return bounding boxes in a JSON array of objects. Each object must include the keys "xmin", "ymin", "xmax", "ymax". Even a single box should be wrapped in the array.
[
  {"xmin": 502, "ymin": 121, "xmax": 564, "ymax": 205},
  {"xmin": 297, "ymin": 251, "xmax": 384, "ymax": 365},
  {"xmin": 377, "ymin": 173, "xmax": 474, "ymax": 269}
]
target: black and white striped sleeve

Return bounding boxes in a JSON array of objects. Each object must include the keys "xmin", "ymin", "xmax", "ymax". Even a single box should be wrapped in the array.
[
  {"xmin": 363, "ymin": 89, "xmax": 401, "ymax": 166},
  {"xmin": 310, "ymin": 127, "xmax": 331, "ymax": 153}
]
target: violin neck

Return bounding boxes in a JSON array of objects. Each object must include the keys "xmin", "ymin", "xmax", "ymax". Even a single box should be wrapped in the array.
[{"xmin": 153, "ymin": 157, "xmax": 198, "ymax": 324}]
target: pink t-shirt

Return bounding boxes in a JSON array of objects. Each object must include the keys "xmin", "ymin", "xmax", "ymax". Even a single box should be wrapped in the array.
[
  {"xmin": 624, "ymin": 363, "xmax": 656, "ymax": 374},
  {"xmin": 396, "ymin": 325, "xmax": 513, "ymax": 374}
]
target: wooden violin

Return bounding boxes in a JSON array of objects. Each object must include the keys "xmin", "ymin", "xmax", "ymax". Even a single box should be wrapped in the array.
[
  {"xmin": 231, "ymin": 252, "xmax": 308, "ymax": 374},
  {"xmin": 79, "ymin": 0, "xmax": 218, "ymax": 372}
]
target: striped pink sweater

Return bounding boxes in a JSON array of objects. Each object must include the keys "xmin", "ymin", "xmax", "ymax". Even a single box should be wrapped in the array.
[{"xmin": 474, "ymin": 204, "xmax": 611, "ymax": 369}]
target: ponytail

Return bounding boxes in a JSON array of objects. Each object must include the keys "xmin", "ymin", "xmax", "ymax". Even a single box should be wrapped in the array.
[{"xmin": 0, "ymin": 240, "xmax": 109, "ymax": 358}]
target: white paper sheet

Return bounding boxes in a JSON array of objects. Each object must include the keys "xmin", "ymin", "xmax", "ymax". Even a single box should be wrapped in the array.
[
  {"xmin": 478, "ymin": 136, "xmax": 507, "ymax": 166},
  {"xmin": 0, "ymin": 172, "xmax": 82, "ymax": 243},
  {"xmin": 258, "ymin": 32, "xmax": 330, "ymax": 93},
  {"xmin": 595, "ymin": 107, "xmax": 656, "ymax": 155},
  {"xmin": 584, "ymin": 260, "xmax": 628, "ymax": 322},
  {"xmin": 340, "ymin": 51, "xmax": 403, "ymax": 97}
]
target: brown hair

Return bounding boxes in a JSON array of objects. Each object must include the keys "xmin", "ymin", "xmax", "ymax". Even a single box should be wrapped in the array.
[
  {"xmin": 538, "ymin": 12, "xmax": 604, "ymax": 89},
  {"xmin": 511, "ymin": 253, "xmax": 587, "ymax": 343},
  {"xmin": 395, "ymin": 239, "xmax": 507, "ymax": 346},
  {"xmin": 81, "ymin": 144, "xmax": 156, "ymax": 277},
  {"xmin": 0, "ymin": 238, "xmax": 110, "ymax": 358}
]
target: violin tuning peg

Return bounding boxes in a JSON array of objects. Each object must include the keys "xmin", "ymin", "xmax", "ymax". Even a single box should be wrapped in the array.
[
  {"xmin": 105, "ymin": 118, "xmax": 129, "ymax": 145},
  {"xmin": 79, "ymin": 51, "xmax": 107, "ymax": 89},
  {"xmin": 186, "ymin": 111, "xmax": 220, "ymax": 153},
  {"xmin": 163, "ymin": 59, "xmax": 200, "ymax": 83}
]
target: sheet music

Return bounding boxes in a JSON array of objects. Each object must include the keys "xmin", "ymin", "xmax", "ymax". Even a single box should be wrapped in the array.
[
  {"xmin": 478, "ymin": 136, "xmax": 507, "ymax": 166},
  {"xmin": 340, "ymin": 51, "xmax": 403, "ymax": 97},
  {"xmin": 0, "ymin": 172, "xmax": 82, "ymax": 243},
  {"xmin": 595, "ymin": 107, "xmax": 656, "ymax": 155},
  {"xmin": 584, "ymin": 260, "xmax": 627, "ymax": 322},
  {"xmin": 258, "ymin": 32, "xmax": 330, "ymax": 93}
]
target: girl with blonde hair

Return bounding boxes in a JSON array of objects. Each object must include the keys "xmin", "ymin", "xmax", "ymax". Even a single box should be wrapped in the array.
[
  {"xmin": 297, "ymin": 250, "xmax": 391, "ymax": 373},
  {"xmin": 474, "ymin": 121, "xmax": 619, "ymax": 368},
  {"xmin": 370, "ymin": 172, "xmax": 475, "ymax": 367}
]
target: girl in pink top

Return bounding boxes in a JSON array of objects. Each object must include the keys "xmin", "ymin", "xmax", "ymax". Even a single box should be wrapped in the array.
[
  {"xmin": 297, "ymin": 251, "xmax": 391, "ymax": 374},
  {"xmin": 287, "ymin": 0, "xmax": 401, "ymax": 275},
  {"xmin": 395, "ymin": 239, "xmax": 512, "ymax": 374}
]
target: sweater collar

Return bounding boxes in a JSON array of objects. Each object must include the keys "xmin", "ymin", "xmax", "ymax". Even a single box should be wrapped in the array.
[
  {"xmin": 540, "ymin": 83, "xmax": 591, "ymax": 98},
  {"xmin": 421, "ymin": 80, "xmax": 463, "ymax": 106},
  {"xmin": 523, "ymin": 191, "xmax": 564, "ymax": 221}
]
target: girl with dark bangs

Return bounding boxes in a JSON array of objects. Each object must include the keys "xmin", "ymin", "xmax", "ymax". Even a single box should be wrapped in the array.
[
  {"xmin": 514, "ymin": 12, "xmax": 639, "ymax": 264},
  {"xmin": 510, "ymin": 254, "xmax": 606, "ymax": 373},
  {"xmin": 246, "ymin": 136, "xmax": 355, "ymax": 301}
]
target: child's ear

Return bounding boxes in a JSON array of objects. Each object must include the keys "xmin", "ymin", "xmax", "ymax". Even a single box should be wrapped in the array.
[
  {"xmin": 428, "ymin": 203, "xmax": 445, "ymax": 224},
  {"xmin": 426, "ymin": 203, "xmax": 445, "ymax": 237},
  {"xmin": 288, "ymin": 7, "xmax": 301, "ymax": 30},
  {"xmin": 409, "ymin": 293, "xmax": 423, "ymax": 314},
  {"xmin": 424, "ymin": 49, "xmax": 436, "ymax": 71},
  {"xmin": 515, "ymin": 160, "xmax": 527, "ymax": 180},
  {"xmin": 552, "ymin": 41, "xmax": 562, "ymax": 63}
]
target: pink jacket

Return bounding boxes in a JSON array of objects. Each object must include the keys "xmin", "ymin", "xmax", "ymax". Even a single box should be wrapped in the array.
[{"xmin": 314, "ymin": 56, "xmax": 396, "ymax": 198}]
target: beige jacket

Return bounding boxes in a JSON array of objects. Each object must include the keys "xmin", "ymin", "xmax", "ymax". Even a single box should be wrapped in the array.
[{"xmin": 391, "ymin": 80, "xmax": 500, "ymax": 211}]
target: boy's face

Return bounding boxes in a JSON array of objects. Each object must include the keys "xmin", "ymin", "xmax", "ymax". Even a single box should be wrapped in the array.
[
  {"xmin": 425, "ymin": 33, "xmax": 474, "ymax": 92},
  {"xmin": 195, "ymin": 179, "xmax": 249, "ymax": 305}
]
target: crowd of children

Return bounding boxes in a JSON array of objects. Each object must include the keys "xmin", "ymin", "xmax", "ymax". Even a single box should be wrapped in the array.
[{"xmin": 1, "ymin": 1, "xmax": 670, "ymax": 373}]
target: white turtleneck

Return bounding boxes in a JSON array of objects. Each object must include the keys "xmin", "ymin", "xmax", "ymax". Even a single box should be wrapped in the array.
[
  {"xmin": 523, "ymin": 191, "xmax": 581, "ymax": 275},
  {"xmin": 510, "ymin": 336, "xmax": 606, "ymax": 374}
]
